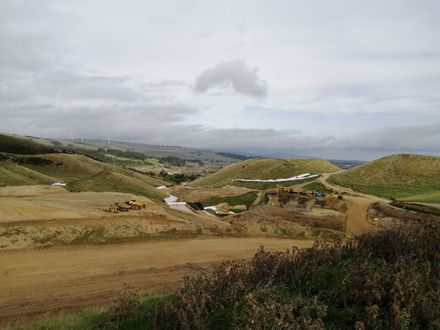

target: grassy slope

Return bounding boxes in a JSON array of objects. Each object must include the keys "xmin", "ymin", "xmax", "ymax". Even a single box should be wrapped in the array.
[
  {"xmin": 401, "ymin": 191, "xmax": 440, "ymax": 203},
  {"xmin": 33, "ymin": 137, "xmax": 240, "ymax": 165},
  {"xmin": 0, "ymin": 164, "xmax": 56, "ymax": 186},
  {"xmin": 201, "ymin": 191, "xmax": 259, "ymax": 208},
  {"xmin": 303, "ymin": 181, "xmax": 334, "ymax": 193},
  {"xmin": 192, "ymin": 158, "xmax": 340, "ymax": 187},
  {"xmin": 0, "ymin": 134, "xmax": 57, "ymax": 154},
  {"xmin": 0, "ymin": 154, "xmax": 168, "ymax": 201},
  {"xmin": 328, "ymin": 154, "xmax": 440, "ymax": 201}
]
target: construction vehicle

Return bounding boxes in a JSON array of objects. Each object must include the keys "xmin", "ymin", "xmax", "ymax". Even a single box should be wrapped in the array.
[
  {"xmin": 117, "ymin": 203, "xmax": 131, "ymax": 212},
  {"xmin": 105, "ymin": 202, "xmax": 134, "ymax": 213},
  {"xmin": 126, "ymin": 200, "xmax": 146, "ymax": 210},
  {"xmin": 107, "ymin": 204, "xmax": 119, "ymax": 213}
]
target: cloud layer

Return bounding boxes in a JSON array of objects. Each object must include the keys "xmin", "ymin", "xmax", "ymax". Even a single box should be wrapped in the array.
[
  {"xmin": 194, "ymin": 60, "xmax": 267, "ymax": 97},
  {"xmin": 1, "ymin": 0, "xmax": 439, "ymax": 160}
]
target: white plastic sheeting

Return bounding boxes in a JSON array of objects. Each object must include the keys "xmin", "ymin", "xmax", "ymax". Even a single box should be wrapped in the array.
[{"xmin": 233, "ymin": 173, "xmax": 319, "ymax": 183}]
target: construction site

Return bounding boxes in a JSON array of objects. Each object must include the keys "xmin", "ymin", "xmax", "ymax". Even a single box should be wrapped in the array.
[{"xmin": 1, "ymin": 143, "xmax": 439, "ymax": 327}]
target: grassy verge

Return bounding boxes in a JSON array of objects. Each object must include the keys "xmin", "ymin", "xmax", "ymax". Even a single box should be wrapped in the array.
[
  {"xmin": 302, "ymin": 181, "xmax": 334, "ymax": 193},
  {"xmin": 391, "ymin": 201, "xmax": 440, "ymax": 217},
  {"xmin": 201, "ymin": 191, "xmax": 259, "ymax": 207},
  {"xmin": 11, "ymin": 294, "xmax": 165, "ymax": 330},
  {"xmin": 401, "ymin": 190, "xmax": 440, "ymax": 203}
]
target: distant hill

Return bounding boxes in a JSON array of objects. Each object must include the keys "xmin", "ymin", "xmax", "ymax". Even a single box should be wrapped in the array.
[
  {"xmin": 327, "ymin": 159, "xmax": 366, "ymax": 170},
  {"xmin": 191, "ymin": 158, "xmax": 340, "ymax": 187},
  {"xmin": 26, "ymin": 137, "xmax": 240, "ymax": 166},
  {"xmin": 0, "ymin": 134, "xmax": 58, "ymax": 155},
  {"xmin": 328, "ymin": 154, "xmax": 440, "ymax": 202},
  {"xmin": 0, "ymin": 153, "xmax": 168, "ymax": 201}
]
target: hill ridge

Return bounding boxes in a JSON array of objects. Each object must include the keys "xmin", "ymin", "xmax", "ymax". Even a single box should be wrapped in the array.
[
  {"xmin": 192, "ymin": 158, "xmax": 340, "ymax": 187},
  {"xmin": 328, "ymin": 153, "xmax": 440, "ymax": 201}
]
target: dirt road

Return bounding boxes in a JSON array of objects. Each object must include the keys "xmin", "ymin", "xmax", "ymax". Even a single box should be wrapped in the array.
[
  {"xmin": 0, "ymin": 237, "xmax": 313, "ymax": 326},
  {"xmin": 318, "ymin": 173, "xmax": 389, "ymax": 203},
  {"xmin": 316, "ymin": 174, "xmax": 380, "ymax": 236},
  {"xmin": 344, "ymin": 196, "xmax": 376, "ymax": 236}
]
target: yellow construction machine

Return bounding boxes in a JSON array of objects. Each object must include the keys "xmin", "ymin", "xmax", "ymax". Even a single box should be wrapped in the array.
[
  {"xmin": 104, "ymin": 200, "xmax": 146, "ymax": 213},
  {"xmin": 126, "ymin": 200, "xmax": 146, "ymax": 210},
  {"xmin": 105, "ymin": 202, "xmax": 131, "ymax": 213}
]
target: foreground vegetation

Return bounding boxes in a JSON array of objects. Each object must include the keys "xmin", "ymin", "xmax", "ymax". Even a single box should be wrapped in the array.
[
  {"xmin": 329, "ymin": 154, "xmax": 440, "ymax": 202},
  {"xmin": 15, "ymin": 222, "xmax": 440, "ymax": 329}
]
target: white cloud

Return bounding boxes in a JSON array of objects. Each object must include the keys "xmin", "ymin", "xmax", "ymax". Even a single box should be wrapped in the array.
[{"xmin": 194, "ymin": 60, "xmax": 267, "ymax": 97}]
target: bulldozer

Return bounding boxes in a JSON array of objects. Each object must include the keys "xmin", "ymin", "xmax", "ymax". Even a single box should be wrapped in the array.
[
  {"xmin": 104, "ymin": 200, "xmax": 146, "ymax": 213},
  {"xmin": 106, "ymin": 203, "xmax": 119, "ymax": 213},
  {"xmin": 117, "ymin": 203, "xmax": 131, "ymax": 212},
  {"xmin": 126, "ymin": 200, "xmax": 146, "ymax": 210},
  {"xmin": 105, "ymin": 202, "xmax": 131, "ymax": 213}
]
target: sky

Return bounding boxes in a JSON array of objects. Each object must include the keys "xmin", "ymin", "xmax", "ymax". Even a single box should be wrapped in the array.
[{"xmin": 1, "ymin": 0, "xmax": 439, "ymax": 160}]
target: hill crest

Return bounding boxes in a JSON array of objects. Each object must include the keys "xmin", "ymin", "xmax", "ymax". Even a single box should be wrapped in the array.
[
  {"xmin": 328, "ymin": 153, "xmax": 440, "ymax": 201},
  {"xmin": 192, "ymin": 158, "xmax": 340, "ymax": 187}
]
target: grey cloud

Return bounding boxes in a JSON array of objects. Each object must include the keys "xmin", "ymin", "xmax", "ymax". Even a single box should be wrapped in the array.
[
  {"xmin": 176, "ymin": 124, "xmax": 440, "ymax": 157},
  {"xmin": 0, "ymin": 103, "xmax": 199, "ymax": 140},
  {"xmin": 1, "ymin": 0, "xmax": 439, "ymax": 160},
  {"xmin": 194, "ymin": 60, "xmax": 268, "ymax": 97},
  {"xmin": 341, "ymin": 124, "xmax": 440, "ymax": 151}
]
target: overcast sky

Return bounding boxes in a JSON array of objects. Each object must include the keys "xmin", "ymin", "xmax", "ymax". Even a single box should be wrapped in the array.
[{"xmin": 1, "ymin": 0, "xmax": 439, "ymax": 160}]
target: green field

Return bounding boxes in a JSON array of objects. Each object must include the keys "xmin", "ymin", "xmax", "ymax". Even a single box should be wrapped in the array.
[
  {"xmin": 328, "ymin": 154, "xmax": 440, "ymax": 202},
  {"xmin": 192, "ymin": 158, "xmax": 339, "ymax": 187}
]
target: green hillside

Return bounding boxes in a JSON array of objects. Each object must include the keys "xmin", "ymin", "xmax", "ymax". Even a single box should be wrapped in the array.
[
  {"xmin": 328, "ymin": 154, "xmax": 440, "ymax": 202},
  {"xmin": 27, "ymin": 136, "xmax": 241, "ymax": 166},
  {"xmin": 191, "ymin": 158, "xmax": 340, "ymax": 187},
  {"xmin": 0, "ymin": 134, "xmax": 58, "ymax": 154},
  {"xmin": 0, "ymin": 153, "xmax": 168, "ymax": 201}
]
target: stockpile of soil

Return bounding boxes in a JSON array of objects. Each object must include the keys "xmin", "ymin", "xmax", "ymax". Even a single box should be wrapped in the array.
[{"xmin": 368, "ymin": 202, "xmax": 440, "ymax": 229}]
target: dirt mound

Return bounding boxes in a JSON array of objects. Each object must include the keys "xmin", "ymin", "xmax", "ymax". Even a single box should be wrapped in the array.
[
  {"xmin": 226, "ymin": 205, "xmax": 346, "ymax": 239},
  {"xmin": 368, "ymin": 202, "xmax": 440, "ymax": 230}
]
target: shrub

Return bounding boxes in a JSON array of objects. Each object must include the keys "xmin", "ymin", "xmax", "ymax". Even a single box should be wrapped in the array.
[{"xmin": 153, "ymin": 223, "xmax": 440, "ymax": 329}]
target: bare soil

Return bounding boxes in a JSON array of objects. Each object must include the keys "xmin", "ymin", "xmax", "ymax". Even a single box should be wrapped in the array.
[
  {"xmin": 0, "ymin": 186, "xmax": 228, "ymax": 250},
  {"xmin": 0, "ymin": 237, "xmax": 313, "ymax": 326},
  {"xmin": 343, "ymin": 196, "xmax": 376, "ymax": 236}
]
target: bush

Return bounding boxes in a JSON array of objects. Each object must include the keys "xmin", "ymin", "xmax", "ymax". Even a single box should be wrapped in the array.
[{"xmin": 153, "ymin": 223, "xmax": 440, "ymax": 329}]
